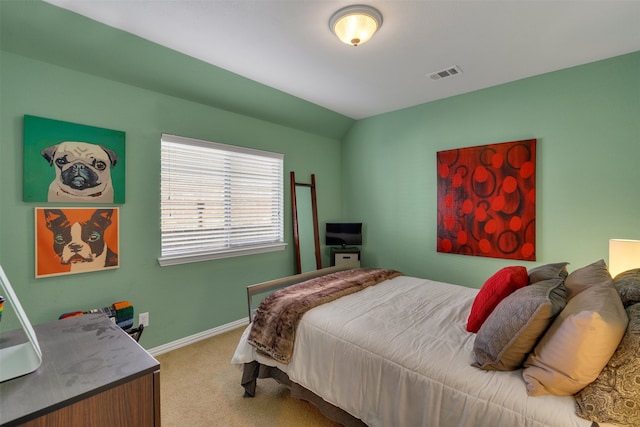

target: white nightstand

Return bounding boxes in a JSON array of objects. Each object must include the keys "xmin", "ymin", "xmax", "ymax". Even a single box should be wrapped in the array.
[{"xmin": 330, "ymin": 247, "xmax": 361, "ymax": 267}]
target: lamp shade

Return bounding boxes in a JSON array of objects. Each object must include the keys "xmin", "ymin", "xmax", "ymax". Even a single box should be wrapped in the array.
[
  {"xmin": 609, "ymin": 239, "xmax": 640, "ymax": 277},
  {"xmin": 329, "ymin": 5, "xmax": 382, "ymax": 46}
]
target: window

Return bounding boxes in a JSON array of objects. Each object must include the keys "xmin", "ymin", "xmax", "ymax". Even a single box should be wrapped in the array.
[{"xmin": 159, "ymin": 134, "xmax": 285, "ymax": 266}]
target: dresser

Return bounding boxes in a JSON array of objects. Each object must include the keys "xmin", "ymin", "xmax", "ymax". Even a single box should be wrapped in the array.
[{"xmin": 0, "ymin": 313, "xmax": 160, "ymax": 426}]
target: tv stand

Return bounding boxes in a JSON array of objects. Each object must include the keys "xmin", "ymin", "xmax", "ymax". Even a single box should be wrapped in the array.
[{"xmin": 330, "ymin": 247, "xmax": 361, "ymax": 267}]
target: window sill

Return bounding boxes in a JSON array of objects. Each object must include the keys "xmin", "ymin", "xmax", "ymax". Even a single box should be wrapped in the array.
[{"xmin": 158, "ymin": 242, "xmax": 287, "ymax": 266}]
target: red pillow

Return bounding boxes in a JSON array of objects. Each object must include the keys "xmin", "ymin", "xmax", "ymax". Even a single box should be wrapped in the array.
[{"xmin": 466, "ymin": 266, "xmax": 529, "ymax": 333}]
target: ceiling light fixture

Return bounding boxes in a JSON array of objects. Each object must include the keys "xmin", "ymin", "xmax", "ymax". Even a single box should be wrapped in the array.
[{"xmin": 329, "ymin": 5, "xmax": 383, "ymax": 47}]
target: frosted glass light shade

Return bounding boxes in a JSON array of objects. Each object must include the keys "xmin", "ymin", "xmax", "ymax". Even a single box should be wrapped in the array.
[
  {"xmin": 609, "ymin": 239, "xmax": 640, "ymax": 277},
  {"xmin": 330, "ymin": 5, "xmax": 382, "ymax": 46}
]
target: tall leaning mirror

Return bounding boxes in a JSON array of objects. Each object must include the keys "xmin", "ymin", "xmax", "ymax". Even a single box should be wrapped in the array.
[{"xmin": 291, "ymin": 172, "xmax": 322, "ymax": 274}]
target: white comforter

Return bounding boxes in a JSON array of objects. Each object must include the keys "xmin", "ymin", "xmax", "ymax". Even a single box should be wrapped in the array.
[{"xmin": 232, "ymin": 275, "xmax": 609, "ymax": 427}]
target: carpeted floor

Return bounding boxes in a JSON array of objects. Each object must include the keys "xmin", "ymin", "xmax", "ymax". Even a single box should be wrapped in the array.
[{"xmin": 156, "ymin": 326, "xmax": 342, "ymax": 427}]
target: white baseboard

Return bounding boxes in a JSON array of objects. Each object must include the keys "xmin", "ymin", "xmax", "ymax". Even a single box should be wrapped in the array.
[{"xmin": 148, "ymin": 317, "xmax": 249, "ymax": 357}]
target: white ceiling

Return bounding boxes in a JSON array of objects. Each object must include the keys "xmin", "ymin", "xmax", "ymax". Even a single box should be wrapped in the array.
[{"xmin": 43, "ymin": 1, "xmax": 640, "ymax": 120}]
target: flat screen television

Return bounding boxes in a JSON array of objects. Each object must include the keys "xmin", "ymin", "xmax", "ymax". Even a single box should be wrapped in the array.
[{"xmin": 325, "ymin": 222, "xmax": 362, "ymax": 247}]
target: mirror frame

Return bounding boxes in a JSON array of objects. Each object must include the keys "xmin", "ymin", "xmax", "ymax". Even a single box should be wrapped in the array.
[
  {"xmin": 0, "ymin": 265, "xmax": 43, "ymax": 382},
  {"xmin": 291, "ymin": 171, "xmax": 322, "ymax": 274}
]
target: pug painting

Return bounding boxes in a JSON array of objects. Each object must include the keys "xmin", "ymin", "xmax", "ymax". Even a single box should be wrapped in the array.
[
  {"xmin": 41, "ymin": 141, "xmax": 119, "ymax": 203},
  {"xmin": 42, "ymin": 208, "xmax": 118, "ymax": 274}
]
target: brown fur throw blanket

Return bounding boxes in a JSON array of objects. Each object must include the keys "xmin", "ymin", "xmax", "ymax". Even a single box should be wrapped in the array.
[{"xmin": 248, "ymin": 268, "xmax": 404, "ymax": 363}]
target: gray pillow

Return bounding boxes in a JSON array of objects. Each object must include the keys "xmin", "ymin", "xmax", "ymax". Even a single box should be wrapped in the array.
[
  {"xmin": 613, "ymin": 268, "xmax": 640, "ymax": 308},
  {"xmin": 575, "ymin": 303, "xmax": 640, "ymax": 426},
  {"xmin": 472, "ymin": 278, "xmax": 567, "ymax": 371},
  {"xmin": 564, "ymin": 259, "xmax": 612, "ymax": 300},
  {"xmin": 528, "ymin": 262, "xmax": 569, "ymax": 284}
]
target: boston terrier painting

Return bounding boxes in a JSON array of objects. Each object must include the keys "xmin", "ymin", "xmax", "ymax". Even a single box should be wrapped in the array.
[{"xmin": 44, "ymin": 209, "xmax": 118, "ymax": 273}]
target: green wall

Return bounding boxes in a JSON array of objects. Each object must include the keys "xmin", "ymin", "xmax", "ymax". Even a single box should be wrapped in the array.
[
  {"xmin": 1, "ymin": 0, "xmax": 638, "ymax": 351},
  {"xmin": 0, "ymin": 1, "xmax": 355, "ymax": 349},
  {"xmin": 0, "ymin": 50, "xmax": 346, "ymax": 348},
  {"xmin": 343, "ymin": 52, "xmax": 640, "ymax": 287},
  {"xmin": 0, "ymin": 1, "xmax": 353, "ymax": 141}
]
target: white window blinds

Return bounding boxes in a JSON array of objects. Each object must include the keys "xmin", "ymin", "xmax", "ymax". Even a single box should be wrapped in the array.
[{"xmin": 159, "ymin": 134, "xmax": 285, "ymax": 266}]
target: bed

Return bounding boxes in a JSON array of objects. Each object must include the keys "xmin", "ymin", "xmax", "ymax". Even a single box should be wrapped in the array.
[{"xmin": 232, "ymin": 262, "xmax": 640, "ymax": 427}]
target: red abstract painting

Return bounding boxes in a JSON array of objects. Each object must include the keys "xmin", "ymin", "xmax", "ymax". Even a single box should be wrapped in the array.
[{"xmin": 437, "ymin": 139, "xmax": 536, "ymax": 261}]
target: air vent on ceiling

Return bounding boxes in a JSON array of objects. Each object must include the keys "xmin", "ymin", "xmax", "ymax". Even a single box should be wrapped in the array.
[{"xmin": 428, "ymin": 65, "xmax": 463, "ymax": 81}]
